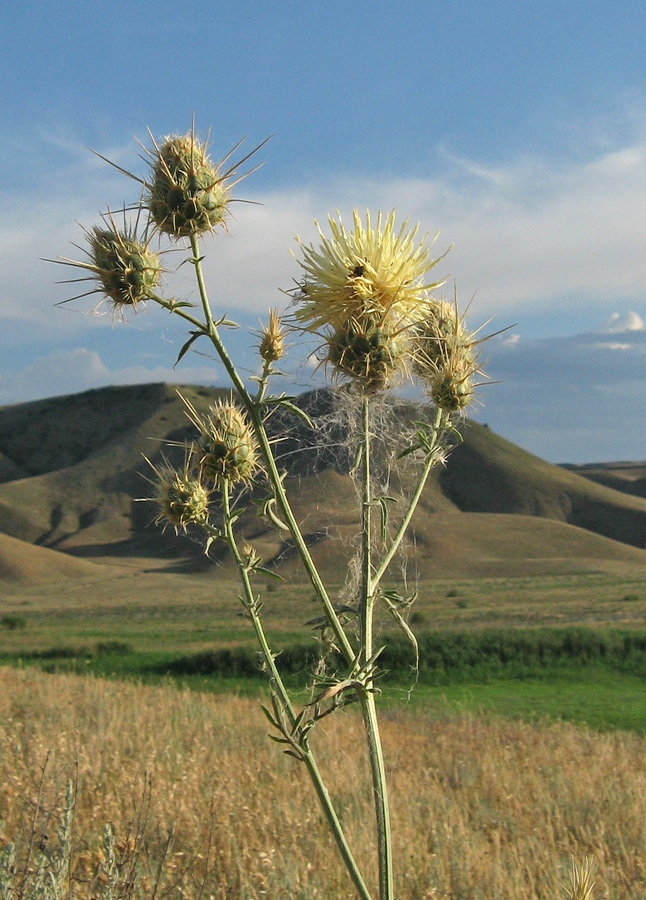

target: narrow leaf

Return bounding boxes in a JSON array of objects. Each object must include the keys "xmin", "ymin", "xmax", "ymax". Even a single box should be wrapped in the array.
[{"xmin": 175, "ymin": 331, "xmax": 203, "ymax": 367}]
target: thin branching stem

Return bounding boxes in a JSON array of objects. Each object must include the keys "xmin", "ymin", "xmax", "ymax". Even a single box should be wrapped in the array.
[
  {"xmin": 184, "ymin": 235, "xmax": 357, "ymax": 669},
  {"xmin": 372, "ymin": 406, "xmax": 448, "ymax": 589},
  {"xmin": 358, "ymin": 395, "xmax": 394, "ymax": 900},
  {"xmin": 220, "ymin": 481, "xmax": 374, "ymax": 900}
]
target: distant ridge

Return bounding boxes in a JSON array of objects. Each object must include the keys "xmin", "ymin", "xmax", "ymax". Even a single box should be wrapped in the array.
[{"xmin": 0, "ymin": 383, "xmax": 643, "ymax": 580}]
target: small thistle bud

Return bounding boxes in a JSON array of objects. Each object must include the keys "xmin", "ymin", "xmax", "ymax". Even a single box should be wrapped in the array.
[
  {"xmin": 412, "ymin": 300, "xmax": 475, "ymax": 376},
  {"xmin": 182, "ymin": 396, "xmax": 260, "ymax": 487},
  {"xmin": 90, "ymin": 227, "xmax": 161, "ymax": 310},
  {"xmin": 258, "ymin": 308, "xmax": 285, "ymax": 364},
  {"xmin": 51, "ymin": 210, "xmax": 162, "ymax": 315},
  {"xmin": 147, "ymin": 132, "xmax": 230, "ymax": 238},
  {"xmin": 327, "ymin": 319, "xmax": 403, "ymax": 392},
  {"xmin": 412, "ymin": 294, "xmax": 486, "ymax": 413},
  {"xmin": 242, "ymin": 543, "xmax": 260, "ymax": 568},
  {"xmin": 429, "ymin": 367, "xmax": 473, "ymax": 412},
  {"xmin": 148, "ymin": 457, "xmax": 210, "ymax": 532}
]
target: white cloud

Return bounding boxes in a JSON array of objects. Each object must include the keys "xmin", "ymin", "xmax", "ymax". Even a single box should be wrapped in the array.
[
  {"xmin": 3, "ymin": 112, "xmax": 646, "ymax": 343},
  {"xmin": 599, "ymin": 311, "xmax": 645, "ymax": 333},
  {"xmin": 476, "ymin": 319, "xmax": 646, "ymax": 461}
]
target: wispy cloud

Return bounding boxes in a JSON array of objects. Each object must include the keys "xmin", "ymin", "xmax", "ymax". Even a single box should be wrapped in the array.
[{"xmin": 3, "ymin": 108, "xmax": 646, "ymax": 336}]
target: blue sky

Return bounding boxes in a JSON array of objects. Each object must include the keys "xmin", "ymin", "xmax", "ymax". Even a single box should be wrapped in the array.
[{"xmin": 1, "ymin": 0, "xmax": 645, "ymax": 463}]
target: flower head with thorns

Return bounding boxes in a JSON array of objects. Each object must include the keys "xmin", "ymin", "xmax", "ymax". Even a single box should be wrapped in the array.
[
  {"xmin": 258, "ymin": 307, "xmax": 285, "ymax": 364},
  {"xmin": 51, "ymin": 208, "xmax": 161, "ymax": 316},
  {"xmin": 146, "ymin": 455, "xmax": 210, "ymax": 533},
  {"xmin": 145, "ymin": 130, "xmax": 233, "ymax": 237},
  {"xmin": 93, "ymin": 120, "xmax": 269, "ymax": 240},
  {"xmin": 292, "ymin": 210, "xmax": 449, "ymax": 392},
  {"xmin": 182, "ymin": 395, "xmax": 260, "ymax": 487},
  {"xmin": 412, "ymin": 293, "xmax": 491, "ymax": 413}
]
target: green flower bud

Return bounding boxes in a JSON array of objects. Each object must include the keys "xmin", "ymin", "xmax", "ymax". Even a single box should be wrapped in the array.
[
  {"xmin": 182, "ymin": 396, "xmax": 260, "ymax": 487},
  {"xmin": 149, "ymin": 458, "xmax": 210, "ymax": 532},
  {"xmin": 327, "ymin": 319, "xmax": 403, "ymax": 393},
  {"xmin": 147, "ymin": 133, "xmax": 230, "ymax": 238},
  {"xmin": 89, "ymin": 228, "xmax": 161, "ymax": 310}
]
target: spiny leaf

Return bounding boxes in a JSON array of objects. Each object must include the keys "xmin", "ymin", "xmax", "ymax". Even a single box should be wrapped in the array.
[{"xmin": 175, "ymin": 331, "xmax": 203, "ymax": 367}]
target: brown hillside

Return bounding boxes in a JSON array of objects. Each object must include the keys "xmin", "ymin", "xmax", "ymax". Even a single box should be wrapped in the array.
[
  {"xmin": 0, "ymin": 384, "xmax": 643, "ymax": 579},
  {"xmin": 563, "ymin": 461, "xmax": 646, "ymax": 499},
  {"xmin": 440, "ymin": 423, "xmax": 646, "ymax": 549},
  {"xmin": 0, "ymin": 532, "xmax": 110, "ymax": 582}
]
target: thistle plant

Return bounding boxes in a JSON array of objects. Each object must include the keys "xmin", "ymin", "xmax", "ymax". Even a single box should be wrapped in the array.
[{"xmin": 53, "ymin": 119, "xmax": 495, "ymax": 900}]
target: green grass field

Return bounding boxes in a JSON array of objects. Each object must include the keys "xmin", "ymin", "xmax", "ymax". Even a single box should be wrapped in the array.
[{"xmin": 2, "ymin": 567, "xmax": 646, "ymax": 733}]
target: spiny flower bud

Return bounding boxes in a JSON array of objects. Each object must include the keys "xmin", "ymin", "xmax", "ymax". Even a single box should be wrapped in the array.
[
  {"xmin": 429, "ymin": 367, "xmax": 473, "ymax": 412},
  {"xmin": 89, "ymin": 227, "xmax": 161, "ymax": 310},
  {"xmin": 52, "ymin": 211, "xmax": 161, "ymax": 315},
  {"xmin": 148, "ymin": 457, "xmax": 210, "ymax": 532},
  {"xmin": 412, "ymin": 296, "xmax": 484, "ymax": 413},
  {"xmin": 327, "ymin": 319, "xmax": 403, "ymax": 393},
  {"xmin": 147, "ymin": 132, "xmax": 230, "ymax": 238},
  {"xmin": 412, "ymin": 300, "xmax": 475, "ymax": 375},
  {"xmin": 258, "ymin": 308, "xmax": 285, "ymax": 364},
  {"xmin": 182, "ymin": 396, "xmax": 260, "ymax": 487}
]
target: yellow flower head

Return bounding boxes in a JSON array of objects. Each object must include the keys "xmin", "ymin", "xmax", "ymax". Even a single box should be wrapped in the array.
[
  {"xmin": 292, "ymin": 210, "xmax": 449, "ymax": 391},
  {"xmin": 293, "ymin": 209, "xmax": 448, "ymax": 333}
]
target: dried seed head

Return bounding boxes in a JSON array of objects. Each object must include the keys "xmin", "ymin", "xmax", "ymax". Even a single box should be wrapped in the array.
[
  {"xmin": 147, "ymin": 132, "xmax": 231, "ymax": 238},
  {"xmin": 258, "ymin": 308, "xmax": 285, "ymax": 364},
  {"xmin": 148, "ymin": 457, "xmax": 210, "ymax": 532},
  {"xmin": 89, "ymin": 227, "xmax": 161, "ymax": 310},
  {"xmin": 183, "ymin": 396, "xmax": 260, "ymax": 487}
]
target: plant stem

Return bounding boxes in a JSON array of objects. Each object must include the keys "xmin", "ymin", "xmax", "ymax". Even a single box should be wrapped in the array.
[
  {"xmin": 372, "ymin": 406, "xmax": 447, "ymax": 590},
  {"xmin": 358, "ymin": 396, "xmax": 394, "ymax": 900},
  {"xmin": 220, "ymin": 482, "xmax": 373, "ymax": 900},
  {"xmin": 183, "ymin": 236, "xmax": 356, "ymax": 668}
]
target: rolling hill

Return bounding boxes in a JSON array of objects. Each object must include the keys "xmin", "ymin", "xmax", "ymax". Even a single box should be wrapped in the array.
[{"xmin": 0, "ymin": 383, "xmax": 644, "ymax": 581}]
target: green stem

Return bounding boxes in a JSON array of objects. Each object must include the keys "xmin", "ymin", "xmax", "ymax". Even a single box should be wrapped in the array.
[
  {"xmin": 372, "ymin": 407, "xmax": 447, "ymax": 589},
  {"xmin": 180, "ymin": 237, "xmax": 356, "ymax": 668},
  {"xmin": 358, "ymin": 396, "xmax": 394, "ymax": 900},
  {"xmin": 220, "ymin": 482, "xmax": 373, "ymax": 900}
]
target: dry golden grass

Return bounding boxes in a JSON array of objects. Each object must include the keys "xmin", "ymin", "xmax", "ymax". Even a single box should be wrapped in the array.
[{"xmin": 2, "ymin": 667, "xmax": 646, "ymax": 898}]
